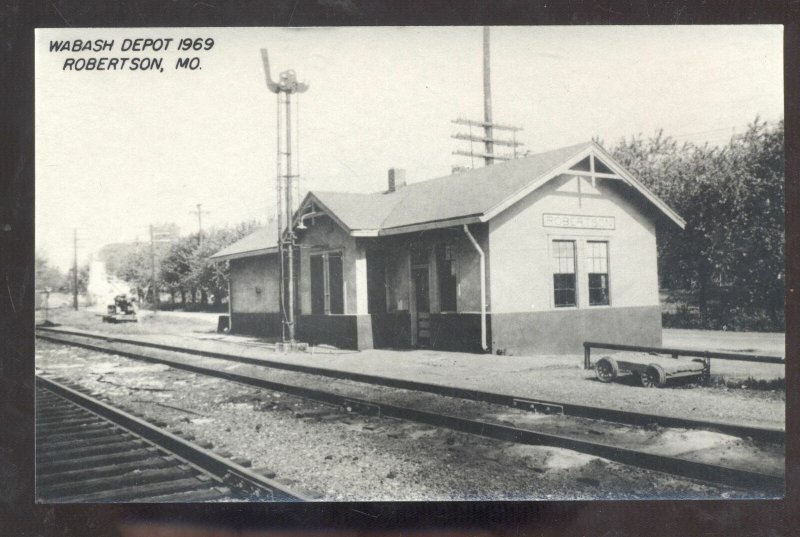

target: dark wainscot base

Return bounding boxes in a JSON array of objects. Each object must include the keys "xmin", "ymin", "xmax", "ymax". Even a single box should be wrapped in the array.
[{"xmin": 491, "ymin": 305, "xmax": 662, "ymax": 355}]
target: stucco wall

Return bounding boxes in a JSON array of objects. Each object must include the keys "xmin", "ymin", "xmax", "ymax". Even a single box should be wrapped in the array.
[
  {"xmin": 489, "ymin": 174, "xmax": 660, "ymax": 315},
  {"xmin": 456, "ymin": 224, "xmax": 490, "ymax": 313},
  {"xmin": 381, "ymin": 227, "xmax": 489, "ymax": 316},
  {"xmin": 230, "ymin": 255, "xmax": 281, "ymax": 314}
]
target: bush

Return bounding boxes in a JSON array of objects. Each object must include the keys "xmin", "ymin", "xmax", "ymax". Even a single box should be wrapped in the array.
[{"xmin": 661, "ymin": 288, "xmax": 784, "ymax": 332}]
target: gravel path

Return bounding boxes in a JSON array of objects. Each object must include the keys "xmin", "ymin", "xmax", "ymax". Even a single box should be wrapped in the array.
[{"xmin": 36, "ymin": 341, "xmax": 772, "ymax": 500}]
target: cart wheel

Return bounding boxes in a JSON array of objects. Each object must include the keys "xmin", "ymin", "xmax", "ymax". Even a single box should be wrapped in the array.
[
  {"xmin": 699, "ymin": 370, "xmax": 711, "ymax": 386},
  {"xmin": 640, "ymin": 364, "xmax": 666, "ymax": 388},
  {"xmin": 595, "ymin": 357, "xmax": 618, "ymax": 383}
]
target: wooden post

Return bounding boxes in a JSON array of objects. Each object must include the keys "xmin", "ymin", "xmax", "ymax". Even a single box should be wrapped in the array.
[
  {"xmin": 150, "ymin": 224, "xmax": 157, "ymax": 313},
  {"xmin": 483, "ymin": 26, "xmax": 493, "ymax": 166},
  {"xmin": 227, "ymin": 267, "xmax": 233, "ymax": 332},
  {"xmin": 72, "ymin": 228, "xmax": 78, "ymax": 310}
]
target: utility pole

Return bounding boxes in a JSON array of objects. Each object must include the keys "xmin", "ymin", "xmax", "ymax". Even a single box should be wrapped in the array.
[
  {"xmin": 72, "ymin": 228, "xmax": 78, "ymax": 311},
  {"xmin": 190, "ymin": 204, "xmax": 209, "ymax": 248},
  {"xmin": 261, "ymin": 49, "xmax": 309, "ymax": 345},
  {"xmin": 483, "ymin": 26, "xmax": 494, "ymax": 166},
  {"xmin": 148, "ymin": 225, "xmax": 177, "ymax": 312},
  {"xmin": 451, "ymin": 26, "xmax": 523, "ymax": 167},
  {"xmin": 150, "ymin": 224, "xmax": 157, "ymax": 313}
]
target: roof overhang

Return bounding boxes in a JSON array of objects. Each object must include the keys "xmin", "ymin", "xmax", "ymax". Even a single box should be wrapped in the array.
[
  {"xmin": 210, "ymin": 246, "xmax": 279, "ymax": 262},
  {"xmin": 294, "ymin": 193, "xmax": 384, "ymax": 237},
  {"xmin": 479, "ymin": 142, "xmax": 686, "ymax": 229},
  {"xmin": 286, "ymin": 142, "xmax": 685, "ymax": 243},
  {"xmin": 294, "ymin": 192, "xmax": 358, "ymax": 236},
  {"xmin": 378, "ymin": 215, "xmax": 482, "ymax": 236}
]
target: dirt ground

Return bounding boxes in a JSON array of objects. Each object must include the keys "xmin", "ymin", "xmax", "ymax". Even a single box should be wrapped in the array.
[
  {"xmin": 37, "ymin": 341, "xmax": 773, "ymax": 500},
  {"xmin": 37, "ymin": 307, "xmax": 219, "ymax": 336}
]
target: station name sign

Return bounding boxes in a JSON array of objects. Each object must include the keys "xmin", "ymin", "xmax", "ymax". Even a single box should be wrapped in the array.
[{"xmin": 543, "ymin": 213, "xmax": 615, "ymax": 230}]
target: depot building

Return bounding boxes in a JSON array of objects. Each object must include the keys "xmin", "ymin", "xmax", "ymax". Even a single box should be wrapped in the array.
[{"xmin": 211, "ymin": 141, "xmax": 685, "ymax": 355}]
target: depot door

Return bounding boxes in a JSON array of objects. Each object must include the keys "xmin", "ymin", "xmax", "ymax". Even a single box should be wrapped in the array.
[{"xmin": 412, "ymin": 266, "xmax": 431, "ymax": 347}]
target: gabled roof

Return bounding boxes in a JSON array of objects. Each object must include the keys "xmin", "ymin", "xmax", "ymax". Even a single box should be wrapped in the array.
[
  {"xmin": 209, "ymin": 226, "xmax": 278, "ymax": 261},
  {"xmin": 296, "ymin": 141, "xmax": 685, "ymax": 234},
  {"xmin": 214, "ymin": 140, "xmax": 685, "ymax": 261},
  {"xmin": 311, "ymin": 190, "xmax": 404, "ymax": 233},
  {"xmin": 381, "ymin": 141, "xmax": 596, "ymax": 231}
]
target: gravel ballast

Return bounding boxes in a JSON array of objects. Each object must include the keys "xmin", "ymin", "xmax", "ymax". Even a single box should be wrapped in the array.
[
  {"xmin": 36, "ymin": 341, "xmax": 773, "ymax": 500},
  {"xmin": 40, "ymin": 325, "xmax": 785, "ymax": 429}
]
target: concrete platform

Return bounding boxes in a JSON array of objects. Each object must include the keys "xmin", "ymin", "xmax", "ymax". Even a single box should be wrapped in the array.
[{"xmin": 37, "ymin": 325, "xmax": 786, "ymax": 430}]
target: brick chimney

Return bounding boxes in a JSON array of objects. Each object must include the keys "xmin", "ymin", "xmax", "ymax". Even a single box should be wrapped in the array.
[{"xmin": 388, "ymin": 168, "xmax": 406, "ymax": 192}]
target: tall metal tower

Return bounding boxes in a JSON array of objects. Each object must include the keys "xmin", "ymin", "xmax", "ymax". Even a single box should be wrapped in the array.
[
  {"xmin": 452, "ymin": 26, "xmax": 523, "ymax": 167},
  {"xmin": 261, "ymin": 49, "xmax": 308, "ymax": 344}
]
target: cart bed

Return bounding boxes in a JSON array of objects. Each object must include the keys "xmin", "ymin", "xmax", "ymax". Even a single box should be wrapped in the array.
[{"xmin": 595, "ymin": 352, "xmax": 707, "ymax": 387}]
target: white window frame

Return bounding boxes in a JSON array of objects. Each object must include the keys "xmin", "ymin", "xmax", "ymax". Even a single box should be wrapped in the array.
[
  {"xmin": 586, "ymin": 239, "xmax": 611, "ymax": 307},
  {"xmin": 549, "ymin": 238, "xmax": 578, "ymax": 309},
  {"xmin": 547, "ymin": 235, "xmax": 613, "ymax": 310}
]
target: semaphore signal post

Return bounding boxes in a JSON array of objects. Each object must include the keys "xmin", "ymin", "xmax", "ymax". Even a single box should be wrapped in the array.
[{"xmin": 261, "ymin": 49, "xmax": 308, "ymax": 345}]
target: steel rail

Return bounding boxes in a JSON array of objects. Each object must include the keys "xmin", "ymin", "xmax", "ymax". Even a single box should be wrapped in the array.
[
  {"xmin": 37, "ymin": 332, "xmax": 785, "ymax": 494},
  {"xmin": 36, "ymin": 375, "xmax": 310, "ymax": 502},
  {"xmin": 37, "ymin": 327, "xmax": 785, "ymax": 444},
  {"xmin": 584, "ymin": 341, "xmax": 785, "ymax": 364}
]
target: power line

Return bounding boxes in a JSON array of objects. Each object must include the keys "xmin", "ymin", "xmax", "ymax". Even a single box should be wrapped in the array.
[{"xmin": 452, "ymin": 27, "xmax": 523, "ymax": 168}]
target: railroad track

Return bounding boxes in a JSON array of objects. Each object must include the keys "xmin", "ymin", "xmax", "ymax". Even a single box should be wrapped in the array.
[
  {"xmin": 37, "ymin": 329, "xmax": 784, "ymax": 495},
  {"xmin": 36, "ymin": 326, "xmax": 784, "ymax": 444},
  {"xmin": 36, "ymin": 375, "xmax": 309, "ymax": 502}
]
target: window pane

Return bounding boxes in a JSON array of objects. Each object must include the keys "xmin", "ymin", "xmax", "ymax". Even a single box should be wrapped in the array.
[
  {"xmin": 588, "ymin": 241, "xmax": 609, "ymax": 306},
  {"xmin": 310, "ymin": 255, "xmax": 325, "ymax": 315},
  {"xmin": 328, "ymin": 253, "xmax": 344, "ymax": 314},
  {"xmin": 552, "ymin": 240, "xmax": 576, "ymax": 307},
  {"xmin": 552, "ymin": 240, "xmax": 575, "ymax": 274},
  {"xmin": 553, "ymin": 274, "xmax": 576, "ymax": 307}
]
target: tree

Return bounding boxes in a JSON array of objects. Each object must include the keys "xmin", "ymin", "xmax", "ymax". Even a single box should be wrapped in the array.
[
  {"xmin": 99, "ymin": 220, "xmax": 263, "ymax": 310},
  {"xmin": 35, "ymin": 252, "xmax": 66, "ymax": 292},
  {"xmin": 182, "ymin": 221, "xmax": 261, "ymax": 307},
  {"xmin": 607, "ymin": 118, "xmax": 784, "ymax": 330},
  {"xmin": 153, "ymin": 220, "xmax": 260, "ymax": 309},
  {"xmin": 160, "ymin": 236, "xmax": 194, "ymax": 304}
]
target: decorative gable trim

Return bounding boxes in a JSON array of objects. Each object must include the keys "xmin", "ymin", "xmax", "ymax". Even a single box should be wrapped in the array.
[{"xmin": 480, "ymin": 142, "xmax": 686, "ymax": 229}]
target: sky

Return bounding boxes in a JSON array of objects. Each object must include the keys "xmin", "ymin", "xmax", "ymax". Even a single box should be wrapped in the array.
[{"xmin": 35, "ymin": 25, "xmax": 783, "ymax": 270}]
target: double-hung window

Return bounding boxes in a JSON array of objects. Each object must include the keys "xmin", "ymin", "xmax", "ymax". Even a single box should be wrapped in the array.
[
  {"xmin": 587, "ymin": 241, "xmax": 610, "ymax": 305},
  {"xmin": 552, "ymin": 240, "xmax": 577, "ymax": 307},
  {"xmin": 310, "ymin": 252, "xmax": 344, "ymax": 314}
]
